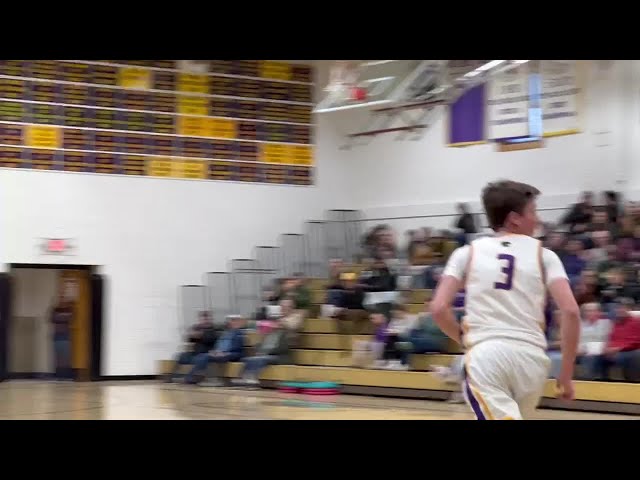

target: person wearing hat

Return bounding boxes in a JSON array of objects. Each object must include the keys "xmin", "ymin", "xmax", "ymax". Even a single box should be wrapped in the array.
[{"xmin": 333, "ymin": 271, "xmax": 368, "ymax": 352}]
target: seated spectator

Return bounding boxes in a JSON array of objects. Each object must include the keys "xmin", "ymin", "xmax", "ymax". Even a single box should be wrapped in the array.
[
  {"xmin": 279, "ymin": 298, "xmax": 304, "ymax": 332},
  {"xmin": 361, "ymin": 258, "xmax": 397, "ymax": 319},
  {"xmin": 589, "ymin": 208, "xmax": 612, "ymax": 234},
  {"xmin": 165, "ymin": 311, "xmax": 217, "ymax": 383},
  {"xmin": 600, "ymin": 268, "xmax": 639, "ymax": 308},
  {"xmin": 562, "ymin": 238, "xmax": 587, "ymax": 285},
  {"xmin": 253, "ymin": 286, "xmax": 277, "ymax": 323},
  {"xmin": 560, "ymin": 191, "xmax": 593, "ymax": 234},
  {"xmin": 332, "ymin": 272, "xmax": 368, "ymax": 350},
  {"xmin": 233, "ymin": 317, "xmax": 291, "ymax": 387},
  {"xmin": 325, "ymin": 258, "xmax": 345, "ymax": 307},
  {"xmin": 574, "ymin": 269, "xmax": 601, "ymax": 306},
  {"xmin": 352, "ymin": 311, "xmax": 387, "ymax": 369},
  {"xmin": 594, "ymin": 298, "xmax": 640, "ymax": 381},
  {"xmin": 548, "ymin": 303, "xmax": 612, "ymax": 380},
  {"xmin": 544, "ymin": 231, "xmax": 566, "ymax": 257},
  {"xmin": 290, "ymin": 273, "xmax": 311, "ymax": 312},
  {"xmin": 588, "ymin": 230, "xmax": 611, "ymax": 267},
  {"xmin": 382, "ymin": 304, "xmax": 418, "ymax": 370},
  {"xmin": 406, "ymin": 302, "xmax": 449, "ymax": 355},
  {"xmin": 192, "ymin": 315, "xmax": 246, "ymax": 386}
]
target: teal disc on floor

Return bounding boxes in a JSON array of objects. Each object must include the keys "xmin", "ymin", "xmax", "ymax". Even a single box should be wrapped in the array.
[{"xmin": 306, "ymin": 382, "xmax": 339, "ymax": 389}]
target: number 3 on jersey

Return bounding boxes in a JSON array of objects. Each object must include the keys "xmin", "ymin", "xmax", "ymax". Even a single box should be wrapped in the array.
[{"xmin": 495, "ymin": 253, "xmax": 515, "ymax": 290}]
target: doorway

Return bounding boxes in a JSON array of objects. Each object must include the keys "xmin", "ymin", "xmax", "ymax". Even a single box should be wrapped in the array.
[{"xmin": 0, "ymin": 264, "xmax": 104, "ymax": 382}]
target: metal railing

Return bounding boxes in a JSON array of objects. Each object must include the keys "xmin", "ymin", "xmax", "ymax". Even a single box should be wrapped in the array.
[
  {"xmin": 205, "ymin": 272, "xmax": 233, "ymax": 327},
  {"xmin": 178, "ymin": 285, "xmax": 208, "ymax": 334}
]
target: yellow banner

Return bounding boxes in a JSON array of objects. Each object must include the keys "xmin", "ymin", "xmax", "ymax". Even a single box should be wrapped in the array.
[
  {"xmin": 260, "ymin": 61, "xmax": 292, "ymax": 81},
  {"xmin": 172, "ymin": 159, "xmax": 206, "ymax": 179},
  {"xmin": 177, "ymin": 96, "xmax": 208, "ymax": 115},
  {"xmin": 177, "ymin": 73, "xmax": 209, "ymax": 94},
  {"xmin": 261, "ymin": 143, "xmax": 290, "ymax": 164},
  {"xmin": 118, "ymin": 67, "xmax": 152, "ymax": 89},
  {"xmin": 147, "ymin": 157, "xmax": 173, "ymax": 177},
  {"xmin": 176, "ymin": 116, "xmax": 206, "ymax": 137},
  {"xmin": 204, "ymin": 118, "xmax": 237, "ymax": 139},
  {"xmin": 24, "ymin": 125, "xmax": 61, "ymax": 148},
  {"xmin": 290, "ymin": 145, "xmax": 313, "ymax": 165}
]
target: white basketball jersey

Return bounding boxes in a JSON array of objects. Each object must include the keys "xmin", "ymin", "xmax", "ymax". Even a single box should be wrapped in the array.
[{"xmin": 443, "ymin": 234, "xmax": 568, "ymax": 350}]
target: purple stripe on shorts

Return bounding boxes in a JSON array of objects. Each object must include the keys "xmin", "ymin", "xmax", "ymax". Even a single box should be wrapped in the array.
[{"xmin": 463, "ymin": 365, "xmax": 486, "ymax": 420}]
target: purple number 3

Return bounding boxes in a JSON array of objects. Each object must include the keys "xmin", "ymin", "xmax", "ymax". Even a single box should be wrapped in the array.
[{"xmin": 494, "ymin": 254, "xmax": 515, "ymax": 290}]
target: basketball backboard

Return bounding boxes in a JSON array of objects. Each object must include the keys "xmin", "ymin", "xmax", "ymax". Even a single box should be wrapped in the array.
[{"xmin": 314, "ymin": 60, "xmax": 426, "ymax": 113}]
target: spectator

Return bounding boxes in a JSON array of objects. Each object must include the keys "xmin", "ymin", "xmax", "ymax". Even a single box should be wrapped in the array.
[
  {"xmin": 454, "ymin": 202, "xmax": 477, "ymax": 245},
  {"xmin": 604, "ymin": 191, "xmax": 620, "ymax": 224},
  {"xmin": 405, "ymin": 301, "xmax": 449, "ymax": 355},
  {"xmin": 574, "ymin": 269, "xmax": 601, "ymax": 306},
  {"xmin": 279, "ymin": 298, "xmax": 304, "ymax": 332},
  {"xmin": 165, "ymin": 311, "xmax": 217, "ymax": 383},
  {"xmin": 588, "ymin": 230, "xmax": 611, "ymax": 267},
  {"xmin": 594, "ymin": 298, "xmax": 640, "ymax": 381},
  {"xmin": 562, "ymin": 238, "xmax": 586, "ymax": 285},
  {"xmin": 589, "ymin": 208, "xmax": 611, "ymax": 233},
  {"xmin": 382, "ymin": 304, "xmax": 418, "ymax": 370},
  {"xmin": 361, "ymin": 258, "xmax": 397, "ymax": 318},
  {"xmin": 352, "ymin": 310, "xmax": 388, "ymax": 369},
  {"xmin": 233, "ymin": 317, "xmax": 291, "ymax": 387},
  {"xmin": 600, "ymin": 268, "xmax": 639, "ymax": 308},
  {"xmin": 50, "ymin": 287, "xmax": 74, "ymax": 381},
  {"xmin": 561, "ymin": 191, "xmax": 593, "ymax": 234},
  {"xmin": 548, "ymin": 303, "xmax": 612, "ymax": 380},
  {"xmin": 191, "ymin": 315, "xmax": 246, "ymax": 386},
  {"xmin": 544, "ymin": 231, "xmax": 566, "ymax": 257},
  {"xmin": 290, "ymin": 273, "xmax": 312, "ymax": 312},
  {"xmin": 253, "ymin": 286, "xmax": 276, "ymax": 323},
  {"xmin": 333, "ymin": 272, "xmax": 368, "ymax": 350}
]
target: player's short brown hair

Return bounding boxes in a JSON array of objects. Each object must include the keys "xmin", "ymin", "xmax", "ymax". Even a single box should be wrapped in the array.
[{"xmin": 481, "ymin": 180, "xmax": 540, "ymax": 232}]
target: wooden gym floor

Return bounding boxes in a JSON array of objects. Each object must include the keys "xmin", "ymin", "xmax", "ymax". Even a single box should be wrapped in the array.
[{"xmin": 0, "ymin": 380, "xmax": 636, "ymax": 420}]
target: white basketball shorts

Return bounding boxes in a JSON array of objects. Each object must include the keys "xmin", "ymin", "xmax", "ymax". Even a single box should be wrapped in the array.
[{"xmin": 462, "ymin": 338, "xmax": 551, "ymax": 420}]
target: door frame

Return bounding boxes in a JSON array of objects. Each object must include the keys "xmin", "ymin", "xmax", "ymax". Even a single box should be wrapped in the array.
[{"xmin": 6, "ymin": 263, "xmax": 103, "ymax": 381}]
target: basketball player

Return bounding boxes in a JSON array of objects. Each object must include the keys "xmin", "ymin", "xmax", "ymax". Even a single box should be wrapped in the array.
[{"xmin": 430, "ymin": 180, "xmax": 580, "ymax": 420}]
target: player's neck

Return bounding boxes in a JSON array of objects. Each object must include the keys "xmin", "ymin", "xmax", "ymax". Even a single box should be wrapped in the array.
[{"xmin": 496, "ymin": 228, "xmax": 526, "ymax": 237}]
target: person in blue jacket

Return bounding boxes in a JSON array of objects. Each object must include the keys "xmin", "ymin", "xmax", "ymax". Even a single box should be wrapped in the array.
[{"xmin": 187, "ymin": 315, "xmax": 246, "ymax": 386}]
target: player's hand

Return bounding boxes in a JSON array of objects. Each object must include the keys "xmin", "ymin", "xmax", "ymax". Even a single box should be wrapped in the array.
[{"xmin": 556, "ymin": 375, "xmax": 575, "ymax": 402}]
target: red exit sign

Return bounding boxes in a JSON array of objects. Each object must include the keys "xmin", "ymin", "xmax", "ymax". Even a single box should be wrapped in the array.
[{"xmin": 40, "ymin": 238, "xmax": 74, "ymax": 255}]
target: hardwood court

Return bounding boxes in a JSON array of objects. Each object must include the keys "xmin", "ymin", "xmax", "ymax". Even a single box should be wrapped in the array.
[{"xmin": 0, "ymin": 380, "xmax": 636, "ymax": 420}]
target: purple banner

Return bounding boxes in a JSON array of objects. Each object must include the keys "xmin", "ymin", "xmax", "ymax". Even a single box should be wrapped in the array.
[{"xmin": 448, "ymin": 84, "xmax": 485, "ymax": 146}]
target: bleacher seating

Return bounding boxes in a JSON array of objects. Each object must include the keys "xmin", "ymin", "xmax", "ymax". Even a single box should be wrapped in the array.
[{"xmin": 162, "ymin": 273, "xmax": 640, "ymax": 415}]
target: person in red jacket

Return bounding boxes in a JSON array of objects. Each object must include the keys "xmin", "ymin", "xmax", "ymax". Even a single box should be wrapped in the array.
[{"xmin": 596, "ymin": 298, "xmax": 640, "ymax": 381}]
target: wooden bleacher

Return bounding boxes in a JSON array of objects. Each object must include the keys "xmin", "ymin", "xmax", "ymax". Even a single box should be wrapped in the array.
[{"xmin": 161, "ymin": 278, "xmax": 640, "ymax": 415}]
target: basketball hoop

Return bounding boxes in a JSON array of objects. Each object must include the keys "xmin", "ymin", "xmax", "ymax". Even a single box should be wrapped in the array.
[{"xmin": 325, "ymin": 61, "xmax": 366, "ymax": 104}]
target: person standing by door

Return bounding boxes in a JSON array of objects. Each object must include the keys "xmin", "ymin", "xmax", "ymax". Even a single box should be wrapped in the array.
[{"xmin": 51, "ymin": 283, "xmax": 75, "ymax": 381}]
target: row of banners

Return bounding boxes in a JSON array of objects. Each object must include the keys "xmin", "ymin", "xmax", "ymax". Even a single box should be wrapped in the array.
[
  {"xmin": 449, "ymin": 60, "xmax": 583, "ymax": 145},
  {"xmin": 1, "ymin": 124, "xmax": 314, "ymax": 165},
  {"xmin": 0, "ymin": 100, "xmax": 313, "ymax": 136},
  {"xmin": 0, "ymin": 60, "xmax": 313, "ymax": 85},
  {"xmin": 0, "ymin": 146, "xmax": 313, "ymax": 185}
]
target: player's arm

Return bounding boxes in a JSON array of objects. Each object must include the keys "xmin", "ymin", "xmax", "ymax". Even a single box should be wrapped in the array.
[
  {"xmin": 430, "ymin": 246, "xmax": 469, "ymax": 345},
  {"xmin": 544, "ymin": 248, "xmax": 580, "ymax": 399}
]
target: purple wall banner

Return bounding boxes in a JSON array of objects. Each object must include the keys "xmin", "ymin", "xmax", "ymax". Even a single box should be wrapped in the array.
[{"xmin": 448, "ymin": 84, "xmax": 485, "ymax": 147}]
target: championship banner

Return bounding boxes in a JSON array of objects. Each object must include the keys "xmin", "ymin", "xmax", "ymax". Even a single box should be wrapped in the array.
[
  {"xmin": 486, "ymin": 64, "xmax": 530, "ymax": 140},
  {"xmin": 540, "ymin": 60, "xmax": 581, "ymax": 137},
  {"xmin": 448, "ymin": 84, "xmax": 485, "ymax": 146},
  {"xmin": 24, "ymin": 125, "xmax": 61, "ymax": 149},
  {"xmin": 117, "ymin": 67, "xmax": 152, "ymax": 90}
]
